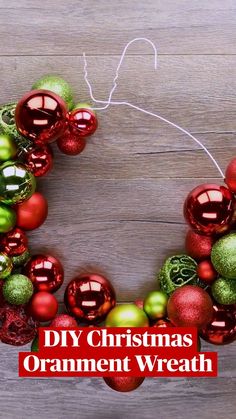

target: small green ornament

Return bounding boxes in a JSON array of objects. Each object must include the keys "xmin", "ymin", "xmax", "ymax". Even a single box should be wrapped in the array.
[
  {"xmin": 143, "ymin": 290, "xmax": 168, "ymax": 320},
  {"xmin": 0, "ymin": 161, "xmax": 36, "ymax": 205},
  {"xmin": 0, "ymin": 103, "xmax": 33, "ymax": 151},
  {"xmin": 105, "ymin": 304, "xmax": 149, "ymax": 327},
  {"xmin": 0, "ymin": 252, "xmax": 13, "ymax": 278},
  {"xmin": 0, "ymin": 133, "xmax": 17, "ymax": 162},
  {"xmin": 3, "ymin": 274, "xmax": 33, "ymax": 305},
  {"xmin": 0, "ymin": 203, "xmax": 16, "ymax": 233},
  {"xmin": 212, "ymin": 277, "xmax": 236, "ymax": 305},
  {"xmin": 12, "ymin": 250, "xmax": 30, "ymax": 267},
  {"xmin": 211, "ymin": 233, "xmax": 236, "ymax": 279},
  {"xmin": 31, "ymin": 336, "xmax": 39, "ymax": 352},
  {"xmin": 158, "ymin": 254, "xmax": 200, "ymax": 295},
  {"xmin": 32, "ymin": 75, "xmax": 74, "ymax": 110}
]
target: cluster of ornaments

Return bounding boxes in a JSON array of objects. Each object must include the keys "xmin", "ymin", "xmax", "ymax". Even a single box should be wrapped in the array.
[{"xmin": 0, "ymin": 75, "xmax": 235, "ymax": 394}]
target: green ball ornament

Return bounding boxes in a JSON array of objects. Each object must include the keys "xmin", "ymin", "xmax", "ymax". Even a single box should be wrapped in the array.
[
  {"xmin": 211, "ymin": 233, "xmax": 236, "ymax": 279},
  {"xmin": 32, "ymin": 75, "xmax": 74, "ymax": 110},
  {"xmin": 0, "ymin": 252, "xmax": 13, "ymax": 279},
  {"xmin": 143, "ymin": 291, "xmax": 168, "ymax": 320},
  {"xmin": 105, "ymin": 304, "xmax": 149, "ymax": 327},
  {"xmin": 0, "ymin": 103, "xmax": 33, "ymax": 151},
  {"xmin": 0, "ymin": 203, "xmax": 16, "ymax": 233},
  {"xmin": 3, "ymin": 274, "xmax": 33, "ymax": 305},
  {"xmin": 212, "ymin": 277, "xmax": 236, "ymax": 305},
  {"xmin": 0, "ymin": 161, "xmax": 36, "ymax": 205},
  {"xmin": 0, "ymin": 133, "xmax": 17, "ymax": 162},
  {"xmin": 12, "ymin": 250, "xmax": 30, "ymax": 267},
  {"xmin": 31, "ymin": 336, "xmax": 39, "ymax": 352}
]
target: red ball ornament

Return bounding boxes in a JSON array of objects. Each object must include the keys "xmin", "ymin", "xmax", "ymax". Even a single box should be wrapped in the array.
[
  {"xmin": 0, "ymin": 227, "xmax": 28, "ymax": 256},
  {"xmin": 185, "ymin": 229, "xmax": 214, "ymax": 260},
  {"xmin": 25, "ymin": 144, "xmax": 53, "ymax": 177},
  {"xmin": 50, "ymin": 314, "xmax": 78, "ymax": 327},
  {"xmin": 15, "ymin": 89, "xmax": 67, "ymax": 143},
  {"xmin": 153, "ymin": 319, "xmax": 174, "ymax": 328},
  {"xmin": 184, "ymin": 184, "xmax": 234, "ymax": 235},
  {"xmin": 197, "ymin": 260, "xmax": 218, "ymax": 284},
  {"xmin": 225, "ymin": 158, "xmax": 236, "ymax": 193},
  {"xmin": 57, "ymin": 129, "xmax": 86, "ymax": 155},
  {"xmin": 15, "ymin": 192, "xmax": 48, "ymax": 230},
  {"xmin": 134, "ymin": 299, "xmax": 144, "ymax": 310},
  {"xmin": 167, "ymin": 285, "xmax": 214, "ymax": 329},
  {"xmin": 64, "ymin": 273, "xmax": 116, "ymax": 323},
  {"xmin": 200, "ymin": 303, "xmax": 236, "ymax": 345},
  {"xmin": 29, "ymin": 291, "xmax": 58, "ymax": 322},
  {"xmin": 103, "ymin": 377, "xmax": 145, "ymax": 392},
  {"xmin": 68, "ymin": 108, "xmax": 98, "ymax": 137},
  {"xmin": 24, "ymin": 254, "xmax": 64, "ymax": 293}
]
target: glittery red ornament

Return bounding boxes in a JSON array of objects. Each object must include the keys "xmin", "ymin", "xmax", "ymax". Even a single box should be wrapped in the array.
[
  {"xmin": 225, "ymin": 158, "xmax": 236, "ymax": 193},
  {"xmin": 29, "ymin": 291, "xmax": 58, "ymax": 322},
  {"xmin": 50, "ymin": 314, "xmax": 78, "ymax": 327},
  {"xmin": 185, "ymin": 229, "xmax": 214, "ymax": 260},
  {"xmin": 153, "ymin": 319, "xmax": 174, "ymax": 327},
  {"xmin": 167, "ymin": 285, "xmax": 214, "ymax": 329},
  {"xmin": 200, "ymin": 303, "xmax": 236, "ymax": 345},
  {"xmin": 184, "ymin": 184, "xmax": 234, "ymax": 235},
  {"xmin": 15, "ymin": 89, "xmax": 67, "ymax": 143},
  {"xmin": 103, "ymin": 377, "xmax": 145, "ymax": 392},
  {"xmin": 24, "ymin": 254, "xmax": 64, "ymax": 293},
  {"xmin": 197, "ymin": 260, "xmax": 218, "ymax": 284},
  {"xmin": 15, "ymin": 192, "xmax": 48, "ymax": 230},
  {"xmin": 64, "ymin": 273, "xmax": 116, "ymax": 323},
  {"xmin": 0, "ymin": 227, "xmax": 28, "ymax": 256},
  {"xmin": 68, "ymin": 108, "xmax": 98, "ymax": 137},
  {"xmin": 57, "ymin": 129, "xmax": 86, "ymax": 155},
  {"xmin": 25, "ymin": 144, "xmax": 53, "ymax": 177}
]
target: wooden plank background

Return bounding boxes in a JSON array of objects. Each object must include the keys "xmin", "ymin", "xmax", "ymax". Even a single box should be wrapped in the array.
[{"xmin": 0, "ymin": 0, "xmax": 235, "ymax": 418}]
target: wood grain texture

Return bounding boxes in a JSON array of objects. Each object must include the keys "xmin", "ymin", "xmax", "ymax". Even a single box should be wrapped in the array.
[{"xmin": 0, "ymin": 0, "xmax": 235, "ymax": 418}]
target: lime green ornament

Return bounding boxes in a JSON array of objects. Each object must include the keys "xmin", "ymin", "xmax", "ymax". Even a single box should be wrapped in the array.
[
  {"xmin": 0, "ymin": 204, "xmax": 16, "ymax": 233},
  {"xmin": 3, "ymin": 274, "xmax": 33, "ymax": 305},
  {"xmin": 212, "ymin": 277, "xmax": 236, "ymax": 305},
  {"xmin": 32, "ymin": 75, "xmax": 74, "ymax": 110},
  {"xmin": 31, "ymin": 336, "xmax": 39, "ymax": 352},
  {"xmin": 0, "ymin": 161, "xmax": 36, "ymax": 205},
  {"xmin": 143, "ymin": 290, "xmax": 168, "ymax": 320},
  {"xmin": 0, "ymin": 133, "xmax": 17, "ymax": 162},
  {"xmin": 0, "ymin": 252, "xmax": 13, "ymax": 279},
  {"xmin": 105, "ymin": 304, "xmax": 149, "ymax": 327},
  {"xmin": 12, "ymin": 250, "xmax": 30, "ymax": 267},
  {"xmin": 211, "ymin": 233, "xmax": 236, "ymax": 279}
]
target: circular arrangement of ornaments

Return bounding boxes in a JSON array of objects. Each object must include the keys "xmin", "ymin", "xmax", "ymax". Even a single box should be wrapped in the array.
[{"xmin": 0, "ymin": 39, "xmax": 235, "ymax": 393}]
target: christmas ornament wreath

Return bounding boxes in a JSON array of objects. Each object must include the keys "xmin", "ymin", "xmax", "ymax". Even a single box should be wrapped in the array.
[{"xmin": 0, "ymin": 38, "xmax": 235, "ymax": 393}]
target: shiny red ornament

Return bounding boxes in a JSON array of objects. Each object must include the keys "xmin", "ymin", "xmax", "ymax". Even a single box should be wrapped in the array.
[
  {"xmin": 153, "ymin": 319, "xmax": 174, "ymax": 328},
  {"xmin": 29, "ymin": 291, "xmax": 58, "ymax": 322},
  {"xmin": 225, "ymin": 158, "xmax": 236, "ymax": 193},
  {"xmin": 15, "ymin": 192, "xmax": 48, "ymax": 230},
  {"xmin": 167, "ymin": 285, "xmax": 214, "ymax": 329},
  {"xmin": 184, "ymin": 184, "xmax": 234, "ymax": 235},
  {"xmin": 68, "ymin": 108, "xmax": 98, "ymax": 137},
  {"xmin": 24, "ymin": 144, "xmax": 53, "ymax": 177},
  {"xmin": 0, "ymin": 227, "xmax": 28, "ymax": 256},
  {"xmin": 200, "ymin": 303, "xmax": 236, "ymax": 345},
  {"xmin": 64, "ymin": 273, "xmax": 116, "ymax": 323},
  {"xmin": 185, "ymin": 229, "xmax": 214, "ymax": 260},
  {"xmin": 134, "ymin": 299, "xmax": 144, "ymax": 310},
  {"xmin": 24, "ymin": 254, "xmax": 64, "ymax": 293},
  {"xmin": 15, "ymin": 89, "xmax": 67, "ymax": 143},
  {"xmin": 57, "ymin": 128, "xmax": 86, "ymax": 155},
  {"xmin": 197, "ymin": 260, "xmax": 218, "ymax": 284},
  {"xmin": 103, "ymin": 377, "xmax": 145, "ymax": 392},
  {"xmin": 50, "ymin": 314, "xmax": 78, "ymax": 327}
]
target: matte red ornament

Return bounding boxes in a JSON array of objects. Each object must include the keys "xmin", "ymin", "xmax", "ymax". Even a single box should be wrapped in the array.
[
  {"xmin": 200, "ymin": 303, "xmax": 236, "ymax": 345},
  {"xmin": 153, "ymin": 319, "xmax": 174, "ymax": 328},
  {"xmin": 103, "ymin": 377, "xmax": 145, "ymax": 392},
  {"xmin": 25, "ymin": 144, "xmax": 53, "ymax": 177},
  {"xmin": 68, "ymin": 108, "xmax": 98, "ymax": 137},
  {"xmin": 0, "ymin": 227, "xmax": 28, "ymax": 256},
  {"xmin": 15, "ymin": 89, "xmax": 67, "ymax": 143},
  {"xmin": 197, "ymin": 260, "xmax": 218, "ymax": 284},
  {"xmin": 29, "ymin": 291, "xmax": 58, "ymax": 322},
  {"xmin": 15, "ymin": 192, "xmax": 48, "ymax": 230},
  {"xmin": 24, "ymin": 254, "xmax": 64, "ymax": 293},
  {"xmin": 184, "ymin": 184, "xmax": 234, "ymax": 235},
  {"xmin": 185, "ymin": 229, "xmax": 214, "ymax": 260},
  {"xmin": 167, "ymin": 285, "xmax": 214, "ymax": 329},
  {"xmin": 64, "ymin": 273, "xmax": 116, "ymax": 323},
  {"xmin": 57, "ymin": 128, "xmax": 86, "ymax": 155},
  {"xmin": 50, "ymin": 314, "xmax": 78, "ymax": 327},
  {"xmin": 225, "ymin": 158, "xmax": 236, "ymax": 193}
]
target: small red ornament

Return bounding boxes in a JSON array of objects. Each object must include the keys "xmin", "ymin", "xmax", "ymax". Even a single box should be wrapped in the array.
[
  {"xmin": 153, "ymin": 319, "xmax": 174, "ymax": 328},
  {"xmin": 50, "ymin": 314, "xmax": 78, "ymax": 327},
  {"xmin": 15, "ymin": 192, "xmax": 48, "ymax": 230},
  {"xmin": 185, "ymin": 229, "xmax": 214, "ymax": 260},
  {"xmin": 225, "ymin": 158, "xmax": 236, "ymax": 193},
  {"xmin": 197, "ymin": 260, "xmax": 218, "ymax": 284},
  {"xmin": 134, "ymin": 299, "xmax": 144, "ymax": 310},
  {"xmin": 68, "ymin": 108, "xmax": 98, "ymax": 137},
  {"xmin": 57, "ymin": 129, "xmax": 86, "ymax": 155},
  {"xmin": 0, "ymin": 227, "xmax": 28, "ymax": 256},
  {"xmin": 200, "ymin": 303, "xmax": 236, "ymax": 345},
  {"xmin": 15, "ymin": 89, "xmax": 67, "ymax": 143},
  {"xmin": 103, "ymin": 377, "xmax": 145, "ymax": 392},
  {"xmin": 24, "ymin": 254, "xmax": 64, "ymax": 293},
  {"xmin": 184, "ymin": 184, "xmax": 234, "ymax": 235},
  {"xmin": 29, "ymin": 291, "xmax": 58, "ymax": 322},
  {"xmin": 167, "ymin": 285, "xmax": 213, "ymax": 329},
  {"xmin": 25, "ymin": 144, "xmax": 53, "ymax": 177},
  {"xmin": 64, "ymin": 273, "xmax": 116, "ymax": 323}
]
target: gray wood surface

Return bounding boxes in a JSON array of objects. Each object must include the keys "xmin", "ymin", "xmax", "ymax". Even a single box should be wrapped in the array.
[{"xmin": 0, "ymin": 0, "xmax": 235, "ymax": 418}]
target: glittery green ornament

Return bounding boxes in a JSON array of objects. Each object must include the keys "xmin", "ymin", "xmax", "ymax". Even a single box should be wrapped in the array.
[
  {"xmin": 158, "ymin": 254, "xmax": 201, "ymax": 295},
  {"xmin": 0, "ymin": 252, "xmax": 13, "ymax": 279},
  {"xmin": 0, "ymin": 103, "xmax": 32, "ymax": 151},
  {"xmin": 12, "ymin": 250, "xmax": 30, "ymax": 267},
  {"xmin": 31, "ymin": 336, "xmax": 39, "ymax": 352},
  {"xmin": 3, "ymin": 274, "xmax": 33, "ymax": 305},
  {"xmin": 212, "ymin": 277, "xmax": 236, "ymax": 305},
  {"xmin": 0, "ymin": 161, "xmax": 36, "ymax": 205},
  {"xmin": 32, "ymin": 75, "xmax": 74, "ymax": 110},
  {"xmin": 211, "ymin": 233, "xmax": 236, "ymax": 279}
]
